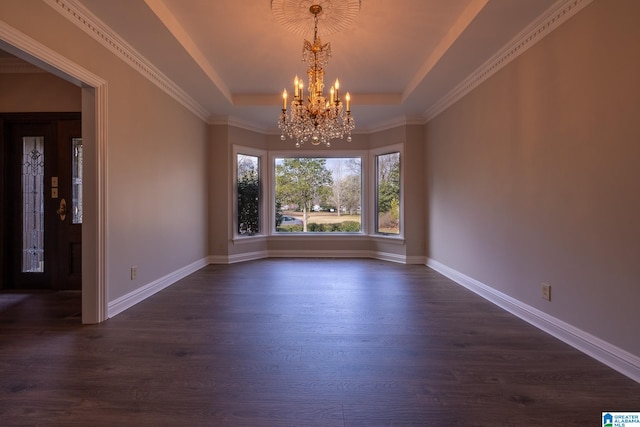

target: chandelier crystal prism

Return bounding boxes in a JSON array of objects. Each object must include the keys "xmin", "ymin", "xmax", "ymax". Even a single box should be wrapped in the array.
[{"xmin": 278, "ymin": 4, "xmax": 354, "ymax": 148}]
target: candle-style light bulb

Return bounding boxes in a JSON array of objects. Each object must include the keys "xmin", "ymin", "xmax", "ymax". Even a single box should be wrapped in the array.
[
  {"xmin": 334, "ymin": 79, "xmax": 340, "ymax": 100},
  {"xmin": 294, "ymin": 76, "xmax": 299, "ymax": 98},
  {"xmin": 330, "ymin": 86, "xmax": 335, "ymax": 104},
  {"xmin": 282, "ymin": 89, "xmax": 288, "ymax": 110},
  {"xmin": 345, "ymin": 92, "xmax": 351, "ymax": 112}
]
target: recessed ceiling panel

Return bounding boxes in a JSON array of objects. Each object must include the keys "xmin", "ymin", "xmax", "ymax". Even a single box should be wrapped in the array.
[{"xmin": 74, "ymin": 0, "xmax": 565, "ymax": 131}]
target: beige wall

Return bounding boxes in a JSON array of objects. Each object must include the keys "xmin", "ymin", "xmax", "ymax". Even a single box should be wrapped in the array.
[
  {"xmin": 208, "ymin": 124, "xmax": 273, "ymax": 259},
  {"xmin": 208, "ymin": 124, "xmax": 231, "ymax": 257},
  {"xmin": 1, "ymin": 0, "xmax": 209, "ymax": 304},
  {"xmin": 404, "ymin": 125, "xmax": 426, "ymax": 260},
  {"xmin": 426, "ymin": 0, "xmax": 640, "ymax": 356},
  {"xmin": 108, "ymin": 74, "xmax": 208, "ymax": 300},
  {"xmin": 0, "ymin": 72, "xmax": 81, "ymax": 112}
]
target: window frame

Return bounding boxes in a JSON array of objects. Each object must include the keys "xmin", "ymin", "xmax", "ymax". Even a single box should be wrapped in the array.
[
  {"xmin": 269, "ymin": 149, "xmax": 367, "ymax": 235},
  {"xmin": 370, "ymin": 143, "xmax": 404, "ymax": 240},
  {"xmin": 232, "ymin": 145, "xmax": 267, "ymax": 241}
]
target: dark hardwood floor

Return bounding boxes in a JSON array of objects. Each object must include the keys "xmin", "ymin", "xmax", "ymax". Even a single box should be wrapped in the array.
[{"xmin": 1, "ymin": 259, "xmax": 638, "ymax": 426}]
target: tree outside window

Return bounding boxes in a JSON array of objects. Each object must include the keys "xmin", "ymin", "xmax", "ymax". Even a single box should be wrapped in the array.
[{"xmin": 275, "ymin": 157, "xmax": 361, "ymax": 233}]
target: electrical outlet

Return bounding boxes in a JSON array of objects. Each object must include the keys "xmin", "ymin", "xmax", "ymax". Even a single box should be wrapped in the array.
[
  {"xmin": 542, "ymin": 283, "xmax": 551, "ymax": 301},
  {"xmin": 131, "ymin": 266, "xmax": 137, "ymax": 280}
]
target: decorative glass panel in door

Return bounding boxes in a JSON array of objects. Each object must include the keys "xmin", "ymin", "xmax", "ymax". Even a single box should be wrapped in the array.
[
  {"xmin": 21, "ymin": 136, "xmax": 45, "ymax": 273},
  {"xmin": 72, "ymin": 138, "xmax": 83, "ymax": 224}
]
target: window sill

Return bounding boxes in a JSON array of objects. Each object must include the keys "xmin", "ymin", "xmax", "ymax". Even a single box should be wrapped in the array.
[
  {"xmin": 233, "ymin": 233, "xmax": 405, "ymax": 245},
  {"xmin": 269, "ymin": 233, "xmax": 369, "ymax": 241},
  {"xmin": 369, "ymin": 234, "xmax": 405, "ymax": 244}
]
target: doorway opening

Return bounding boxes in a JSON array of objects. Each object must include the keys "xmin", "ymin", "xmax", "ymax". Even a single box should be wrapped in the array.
[{"xmin": 1, "ymin": 23, "xmax": 108, "ymax": 324}]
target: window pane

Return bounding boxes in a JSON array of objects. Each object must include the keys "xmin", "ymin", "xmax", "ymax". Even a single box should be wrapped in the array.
[
  {"xmin": 376, "ymin": 152, "xmax": 400, "ymax": 235},
  {"xmin": 72, "ymin": 138, "xmax": 83, "ymax": 224},
  {"xmin": 22, "ymin": 136, "xmax": 45, "ymax": 273},
  {"xmin": 275, "ymin": 157, "xmax": 361, "ymax": 233},
  {"xmin": 237, "ymin": 154, "xmax": 260, "ymax": 235}
]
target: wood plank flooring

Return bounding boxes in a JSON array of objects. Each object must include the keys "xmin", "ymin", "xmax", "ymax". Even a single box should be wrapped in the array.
[{"xmin": 1, "ymin": 259, "xmax": 638, "ymax": 426}]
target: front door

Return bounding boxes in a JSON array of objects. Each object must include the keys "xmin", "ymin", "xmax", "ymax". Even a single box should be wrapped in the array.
[{"xmin": 1, "ymin": 113, "xmax": 82, "ymax": 290}]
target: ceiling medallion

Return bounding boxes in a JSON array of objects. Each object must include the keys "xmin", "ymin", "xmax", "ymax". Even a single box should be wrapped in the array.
[{"xmin": 271, "ymin": 0, "xmax": 362, "ymax": 37}]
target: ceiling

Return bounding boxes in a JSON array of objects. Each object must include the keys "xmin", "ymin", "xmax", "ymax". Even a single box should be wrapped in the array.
[{"xmin": 14, "ymin": 0, "xmax": 562, "ymax": 132}]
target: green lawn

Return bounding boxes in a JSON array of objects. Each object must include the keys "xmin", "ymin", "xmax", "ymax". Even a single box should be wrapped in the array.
[
  {"xmin": 283, "ymin": 212, "xmax": 399, "ymax": 234},
  {"xmin": 284, "ymin": 212, "xmax": 360, "ymax": 224}
]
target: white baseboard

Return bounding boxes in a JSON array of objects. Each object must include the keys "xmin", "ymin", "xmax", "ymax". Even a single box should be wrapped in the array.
[
  {"xmin": 108, "ymin": 257, "xmax": 209, "ymax": 318},
  {"xmin": 373, "ymin": 251, "xmax": 408, "ymax": 264},
  {"xmin": 264, "ymin": 249, "xmax": 413, "ymax": 264},
  {"xmin": 208, "ymin": 255, "xmax": 230, "ymax": 264},
  {"xmin": 213, "ymin": 250, "xmax": 411, "ymax": 264},
  {"xmin": 267, "ymin": 249, "xmax": 371, "ymax": 259},
  {"xmin": 426, "ymin": 258, "xmax": 640, "ymax": 384},
  {"xmin": 226, "ymin": 251, "xmax": 269, "ymax": 264},
  {"xmin": 405, "ymin": 255, "xmax": 427, "ymax": 265},
  {"xmin": 213, "ymin": 250, "xmax": 425, "ymax": 265}
]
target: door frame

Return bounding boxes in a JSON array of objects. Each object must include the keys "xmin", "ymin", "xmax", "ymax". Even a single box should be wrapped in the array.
[{"xmin": 0, "ymin": 22, "xmax": 108, "ymax": 323}]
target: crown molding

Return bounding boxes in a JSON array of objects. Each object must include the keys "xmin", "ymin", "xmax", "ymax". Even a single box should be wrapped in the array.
[
  {"xmin": 208, "ymin": 116, "xmax": 269, "ymax": 135},
  {"xmin": 366, "ymin": 115, "xmax": 427, "ymax": 134},
  {"xmin": 424, "ymin": 0, "xmax": 594, "ymax": 122},
  {"xmin": 226, "ymin": 114, "xmax": 426, "ymax": 136},
  {"xmin": 42, "ymin": 0, "xmax": 209, "ymax": 121}
]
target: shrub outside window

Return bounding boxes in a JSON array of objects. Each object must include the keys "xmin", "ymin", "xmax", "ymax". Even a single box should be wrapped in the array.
[
  {"xmin": 236, "ymin": 153, "xmax": 261, "ymax": 235},
  {"xmin": 375, "ymin": 151, "xmax": 400, "ymax": 235}
]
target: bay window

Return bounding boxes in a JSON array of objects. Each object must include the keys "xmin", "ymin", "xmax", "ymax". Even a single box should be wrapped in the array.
[{"xmin": 233, "ymin": 144, "xmax": 401, "ymax": 239}]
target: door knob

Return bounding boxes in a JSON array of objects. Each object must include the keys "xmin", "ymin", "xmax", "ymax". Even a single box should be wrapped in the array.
[{"xmin": 56, "ymin": 198, "xmax": 67, "ymax": 221}]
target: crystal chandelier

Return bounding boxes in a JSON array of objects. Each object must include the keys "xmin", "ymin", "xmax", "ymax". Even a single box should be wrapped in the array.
[{"xmin": 278, "ymin": 4, "xmax": 355, "ymax": 147}]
